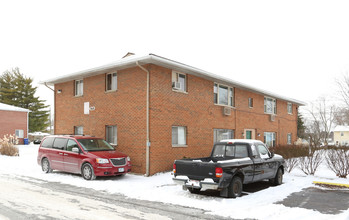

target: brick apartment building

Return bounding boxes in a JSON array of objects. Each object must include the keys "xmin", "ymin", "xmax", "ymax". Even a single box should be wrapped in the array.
[
  {"xmin": 43, "ymin": 54, "xmax": 304, "ymax": 175},
  {"xmin": 0, "ymin": 103, "xmax": 30, "ymax": 144}
]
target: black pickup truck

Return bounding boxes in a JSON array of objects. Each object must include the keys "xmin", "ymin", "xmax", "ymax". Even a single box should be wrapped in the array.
[{"xmin": 173, "ymin": 139, "xmax": 285, "ymax": 198}]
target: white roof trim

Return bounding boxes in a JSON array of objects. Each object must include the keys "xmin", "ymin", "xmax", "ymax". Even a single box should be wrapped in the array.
[
  {"xmin": 40, "ymin": 54, "xmax": 305, "ymax": 106},
  {"xmin": 0, "ymin": 103, "xmax": 30, "ymax": 113}
]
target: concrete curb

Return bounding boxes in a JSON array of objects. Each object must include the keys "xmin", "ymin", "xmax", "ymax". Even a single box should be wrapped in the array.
[{"xmin": 313, "ymin": 181, "xmax": 349, "ymax": 188}]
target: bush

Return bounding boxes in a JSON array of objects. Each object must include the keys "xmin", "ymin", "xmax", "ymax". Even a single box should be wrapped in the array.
[
  {"xmin": 325, "ymin": 148, "xmax": 349, "ymax": 178},
  {"xmin": 298, "ymin": 148, "xmax": 324, "ymax": 175},
  {"xmin": 0, "ymin": 134, "xmax": 19, "ymax": 156},
  {"xmin": 271, "ymin": 145, "xmax": 309, "ymax": 173}
]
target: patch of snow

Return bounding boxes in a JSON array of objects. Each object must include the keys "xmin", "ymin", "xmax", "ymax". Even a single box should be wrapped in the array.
[
  {"xmin": 0, "ymin": 145, "xmax": 348, "ymax": 220},
  {"xmin": 217, "ymin": 157, "xmax": 251, "ymax": 164}
]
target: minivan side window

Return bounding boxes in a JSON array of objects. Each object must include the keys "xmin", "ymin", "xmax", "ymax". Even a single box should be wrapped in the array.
[
  {"xmin": 53, "ymin": 138, "xmax": 68, "ymax": 150},
  {"xmin": 41, "ymin": 137, "xmax": 55, "ymax": 148},
  {"xmin": 66, "ymin": 140, "xmax": 79, "ymax": 152}
]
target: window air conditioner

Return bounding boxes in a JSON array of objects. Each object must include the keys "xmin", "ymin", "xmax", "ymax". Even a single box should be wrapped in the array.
[
  {"xmin": 172, "ymin": 82, "xmax": 182, "ymax": 90},
  {"xmin": 270, "ymin": 114, "xmax": 275, "ymax": 122},
  {"xmin": 223, "ymin": 106, "xmax": 231, "ymax": 116}
]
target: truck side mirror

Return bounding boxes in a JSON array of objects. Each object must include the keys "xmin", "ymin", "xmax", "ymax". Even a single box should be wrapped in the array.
[{"xmin": 269, "ymin": 152, "xmax": 274, "ymax": 158}]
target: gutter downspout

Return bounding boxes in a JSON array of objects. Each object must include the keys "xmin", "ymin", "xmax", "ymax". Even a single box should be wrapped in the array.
[
  {"xmin": 136, "ymin": 61, "xmax": 150, "ymax": 177},
  {"xmin": 44, "ymin": 82, "xmax": 55, "ymax": 92}
]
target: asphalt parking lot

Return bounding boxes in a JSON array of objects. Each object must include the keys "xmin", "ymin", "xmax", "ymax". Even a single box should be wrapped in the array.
[{"xmin": 277, "ymin": 187, "xmax": 349, "ymax": 214}]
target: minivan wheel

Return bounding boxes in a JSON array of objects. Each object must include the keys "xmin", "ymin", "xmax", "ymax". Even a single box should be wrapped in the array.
[
  {"xmin": 42, "ymin": 158, "xmax": 52, "ymax": 173},
  {"xmin": 228, "ymin": 176, "xmax": 243, "ymax": 198},
  {"xmin": 82, "ymin": 163, "xmax": 96, "ymax": 180}
]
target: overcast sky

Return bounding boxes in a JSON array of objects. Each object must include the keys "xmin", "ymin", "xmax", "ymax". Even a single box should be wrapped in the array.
[{"xmin": 1, "ymin": 0, "xmax": 349, "ymax": 111}]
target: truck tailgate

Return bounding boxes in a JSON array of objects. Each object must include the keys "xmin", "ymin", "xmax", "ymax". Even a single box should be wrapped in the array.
[{"xmin": 175, "ymin": 159, "xmax": 217, "ymax": 180}]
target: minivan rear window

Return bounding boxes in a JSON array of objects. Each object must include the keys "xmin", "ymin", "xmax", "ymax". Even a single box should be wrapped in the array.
[
  {"xmin": 53, "ymin": 138, "xmax": 68, "ymax": 150},
  {"xmin": 41, "ymin": 137, "xmax": 55, "ymax": 148}
]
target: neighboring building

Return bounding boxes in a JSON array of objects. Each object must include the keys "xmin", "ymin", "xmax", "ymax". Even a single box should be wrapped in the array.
[
  {"xmin": 333, "ymin": 126, "xmax": 349, "ymax": 146},
  {"xmin": 42, "ymin": 54, "xmax": 305, "ymax": 175},
  {"xmin": 0, "ymin": 103, "xmax": 30, "ymax": 144}
]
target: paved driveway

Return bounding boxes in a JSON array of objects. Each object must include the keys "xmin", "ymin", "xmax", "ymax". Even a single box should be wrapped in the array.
[{"xmin": 277, "ymin": 187, "xmax": 349, "ymax": 215}]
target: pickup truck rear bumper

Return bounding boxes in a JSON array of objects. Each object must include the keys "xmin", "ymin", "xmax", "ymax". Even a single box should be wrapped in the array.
[{"xmin": 173, "ymin": 178, "xmax": 219, "ymax": 191}]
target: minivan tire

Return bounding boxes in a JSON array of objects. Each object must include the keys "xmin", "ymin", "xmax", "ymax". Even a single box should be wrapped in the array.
[
  {"xmin": 82, "ymin": 163, "xmax": 96, "ymax": 180},
  {"xmin": 42, "ymin": 158, "xmax": 53, "ymax": 173}
]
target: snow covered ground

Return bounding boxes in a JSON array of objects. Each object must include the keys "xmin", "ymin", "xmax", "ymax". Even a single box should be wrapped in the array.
[{"xmin": 0, "ymin": 144, "xmax": 348, "ymax": 220}]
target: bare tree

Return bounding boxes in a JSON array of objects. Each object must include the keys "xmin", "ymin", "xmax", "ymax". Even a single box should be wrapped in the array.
[
  {"xmin": 337, "ymin": 73, "xmax": 349, "ymax": 107},
  {"xmin": 306, "ymin": 97, "xmax": 336, "ymax": 146}
]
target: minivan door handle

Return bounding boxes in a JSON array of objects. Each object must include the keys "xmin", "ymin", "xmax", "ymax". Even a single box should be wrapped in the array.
[
  {"xmin": 64, "ymin": 153, "xmax": 68, "ymax": 156},
  {"xmin": 58, "ymin": 153, "xmax": 63, "ymax": 155}
]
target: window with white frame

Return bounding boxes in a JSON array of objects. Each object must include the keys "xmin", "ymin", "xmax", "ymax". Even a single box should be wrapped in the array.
[
  {"xmin": 172, "ymin": 126, "xmax": 187, "ymax": 146},
  {"xmin": 75, "ymin": 79, "xmax": 83, "ymax": 96},
  {"xmin": 214, "ymin": 83, "xmax": 234, "ymax": 107},
  {"xmin": 264, "ymin": 132, "xmax": 276, "ymax": 147},
  {"xmin": 264, "ymin": 97, "xmax": 276, "ymax": 114},
  {"xmin": 248, "ymin": 98, "xmax": 253, "ymax": 108},
  {"xmin": 74, "ymin": 126, "xmax": 83, "ymax": 135},
  {"xmin": 287, "ymin": 102, "xmax": 293, "ymax": 114},
  {"xmin": 106, "ymin": 72, "xmax": 117, "ymax": 91},
  {"xmin": 15, "ymin": 129, "xmax": 24, "ymax": 138},
  {"xmin": 287, "ymin": 133, "xmax": 292, "ymax": 145},
  {"xmin": 214, "ymin": 129, "xmax": 234, "ymax": 143},
  {"xmin": 172, "ymin": 71, "xmax": 186, "ymax": 92},
  {"xmin": 106, "ymin": 125, "xmax": 117, "ymax": 145}
]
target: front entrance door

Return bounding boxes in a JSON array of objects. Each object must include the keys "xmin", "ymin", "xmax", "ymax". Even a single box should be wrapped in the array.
[
  {"xmin": 244, "ymin": 129, "xmax": 255, "ymax": 140},
  {"xmin": 246, "ymin": 131, "xmax": 252, "ymax": 139}
]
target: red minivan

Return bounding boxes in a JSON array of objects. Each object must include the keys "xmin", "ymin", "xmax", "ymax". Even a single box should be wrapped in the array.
[{"xmin": 37, "ymin": 135, "xmax": 131, "ymax": 180}]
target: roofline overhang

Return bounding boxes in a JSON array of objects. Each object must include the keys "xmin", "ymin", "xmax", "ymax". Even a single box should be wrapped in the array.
[{"xmin": 40, "ymin": 54, "xmax": 306, "ymax": 106}]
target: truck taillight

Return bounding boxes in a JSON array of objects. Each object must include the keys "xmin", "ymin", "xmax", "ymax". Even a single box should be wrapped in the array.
[
  {"xmin": 173, "ymin": 164, "xmax": 176, "ymax": 173},
  {"xmin": 215, "ymin": 167, "xmax": 223, "ymax": 178}
]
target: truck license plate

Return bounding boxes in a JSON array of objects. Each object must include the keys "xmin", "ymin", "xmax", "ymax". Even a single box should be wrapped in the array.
[
  {"xmin": 118, "ymin": 168, "xmax": 125, "ymax": 172},
  {"xmin": 187, "ymin": 179, "xmax": 200, "ymax": 187}
]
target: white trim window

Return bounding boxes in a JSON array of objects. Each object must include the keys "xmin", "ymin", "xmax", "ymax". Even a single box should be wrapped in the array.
[
  {"xmin": 264, "ymin": 132, "xmax": 276, "ymax": 147},
  {"xmin": 248, "ymin": 98, "xmax": 253, "ymax": 108},
  {"xmin": 287, "ymin": 133, "xmax": 292, "ymax": 145},
  {"xmin": 106, "ymin": 72, "xmax": 117, "ymax": 91},
  {"xmin": 106, "ymin": 125, "xmax": 117, "ymax": 145},
  {"xmin": 214, "ymin": 83, "xmax": 234, "ymax": 107},
  {"xmin": 75, "ymin": 79, "xmax": 83, "ymax": 96},
  {"xmin": 287, "ymin": 102, "xmax": 293, "ymax": 114},
  {"xmin": 172, "ymin": 71, "xmax": 187, "ymax": 92},
  {"xmin": 172, "ymin": 126, "xmax": 187, "ymax": 146},
  {"xmin": 264, "ymin": 97, "xmax": 276, "ymax": 114},
  {"xmin": 74, "ymin": 126, "xmax": 83, "ymax": 135},
  {"xmin": 15, "ymin": 129, "xmax": 24, "ymax": 138},
  {"xmin": 214, "ymin": 129, "xmax": 234, "ymax": 143}
]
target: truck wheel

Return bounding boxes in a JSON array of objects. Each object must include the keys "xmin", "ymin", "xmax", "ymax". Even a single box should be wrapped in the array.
[
  {"xmin": 188, "ymin": 188, "xmax": 201, "ymax": 194},
  {"xmin": 228, "ymin": 176, "xmax": 243, "ymax": 198},
  {"xmin": 271, "ymin": 167, "xmax": 283, "ymax": 186},
  {"xmin": 81, "ymin": 163, "xmax": 96, "ymax": 180}
]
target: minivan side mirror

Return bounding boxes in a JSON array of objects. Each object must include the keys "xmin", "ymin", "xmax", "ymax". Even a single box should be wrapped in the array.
[{"xmin": 72, "ymin": 147, "xmax": 80, "ymax": 154}]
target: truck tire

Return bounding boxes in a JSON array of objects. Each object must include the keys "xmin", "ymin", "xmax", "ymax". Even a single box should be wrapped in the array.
[
  {"xmin": 270, "ymin": 167, "xmax": 283, "ymax": 186},
  {"xmin": 228, "ymin": 176, "xmax": 243, "ymax": 198}
]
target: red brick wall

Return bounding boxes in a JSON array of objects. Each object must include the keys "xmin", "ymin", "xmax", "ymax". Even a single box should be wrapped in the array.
[
  {"xmin": 54, "ymin": 64, "xmax": 298, "ymax": 175},
  {"xmin": 0, "ymin": 110, "xmax": 28, "ymax": 144}
]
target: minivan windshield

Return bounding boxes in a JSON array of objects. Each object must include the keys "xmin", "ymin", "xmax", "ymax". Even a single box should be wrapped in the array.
[{"xmin": 77, "ymin": 139, "xmax": 114, "ymax": 151}]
